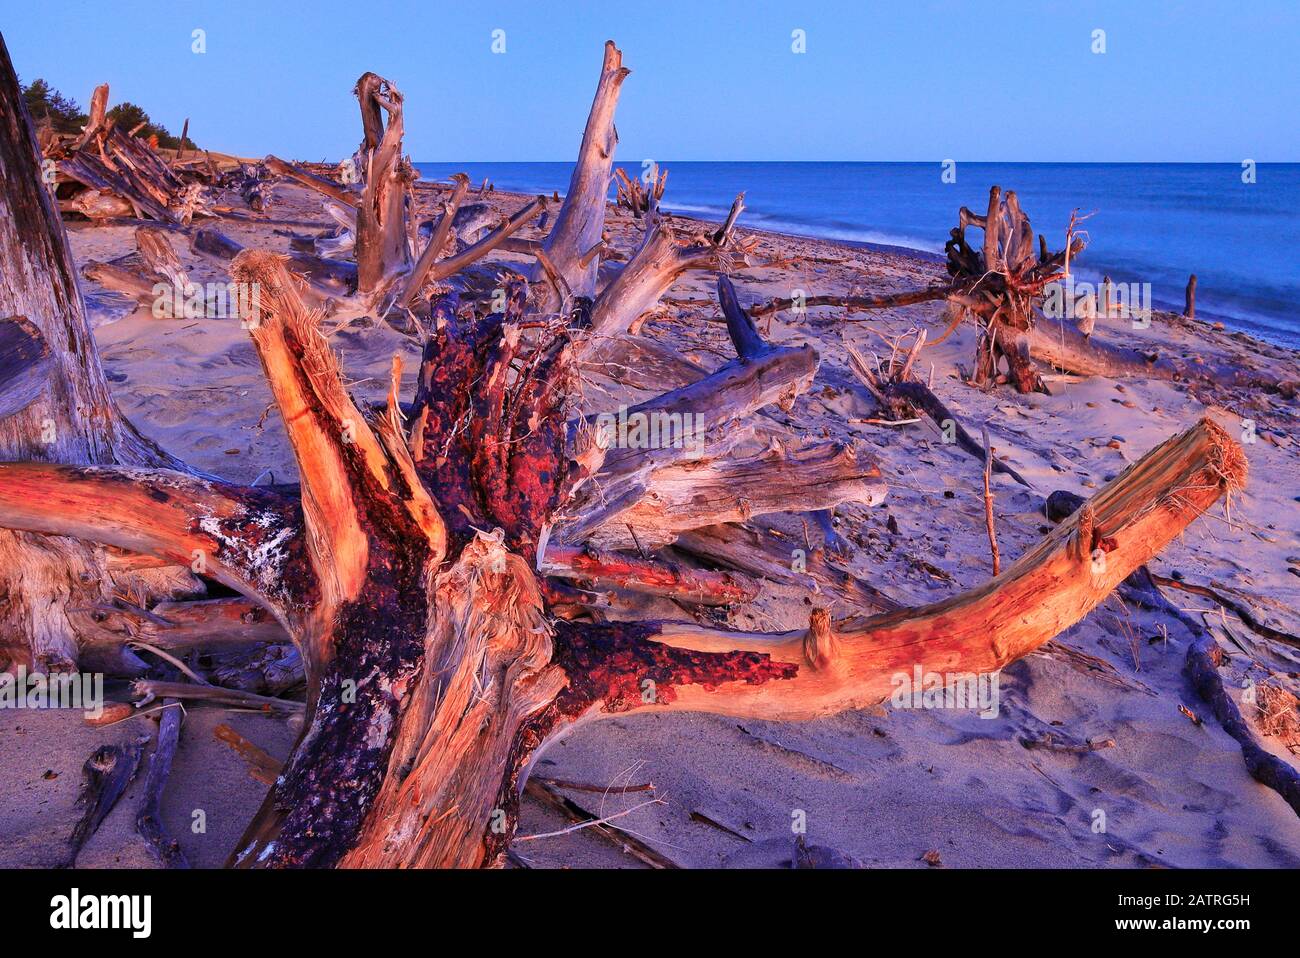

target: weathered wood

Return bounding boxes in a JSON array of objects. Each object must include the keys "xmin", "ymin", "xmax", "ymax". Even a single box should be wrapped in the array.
[
  {"xmin": 396, "ymin": 172, "xmax": 469, "ymax": 308},
  {"xmin": 0, "ymin": 37, "xmax": 187, "ymax": 671},
  {"xmin": 190, "ymin": 226, "xmax": 357, "ymax": 299},
  {"xmin": 69, "ymin": 741, "xmax": 144, "ymax": 859},
  {"xmin": 0, "ymin": 39, "xmax": 1255, "ymax": 874},
  {"xmin": 352, "ymin": 73, "xmax": 413, "ymax": 296},
  {"xmin": 585, "ymin": 440, "xmax": 887, "ymax": 550},
  {"xmin": 139, "ymin": 596, "xmax": 289, "ymax": 649},
  {"xmin": 1186, "ymin": 633, "xmax": 1300, "ymax": 817},
  {"xmin": 588, "ymin": 205, "xmax": 750, "ymax": 341},
  {"xmin": 134, "ymin": 680, "xmax": 303, "ymax": 716},
  {"xmin": 1030, "ymin": 312, "xmax": 1274, "ymax": 388},
  {"xmin": 49, "ymin": 82, "xmax": 200, "ymax": 224},
  {"xmin": 541, "ymin": 543, "xmax": 760, "ymax": 605},
  {"xmin": 844, "ymin": 339, "xmax": 1030, "ymax": 487},
  {"xmin": 136, "ymin": 700, "xmax": 189, "ymax": 867},
  {"xmin": 631, "ymin": 417, "xmax": 1244, "ymax": 719},
  {"xmin": 265, "ymin": 155, "xmax": 358, "ymax": 208},
  {"xmin": 134, "ymin": 226, "xmax": 189, "ymax": 291},
  {"xmin": 581, "ymin": 334, "xmax": 709, "ymax": 392},
  {"xmin": 82, "ymin": 260, "xmax": 157, "ymax": 305},
  {"xmin": 0, "ymin": 316, "xmax": 52, "ymax": 418},
  {"xmin": 423, "ymin": 195, "xmax": 546, "ymax": 284},
  {"xmin": 215, "ymin": 723, "xmax": 283, "ymax": 785},
  {"xmin": 750, "ymin": 285, "xmax": 952, "ymax": 319},
  {"xmin": 530, "ymin": 41, "xmax": 629, "ymax": 312},
  {"xmin": 673, "ymin": 520, "xmax": 903, "ymax": 614}
]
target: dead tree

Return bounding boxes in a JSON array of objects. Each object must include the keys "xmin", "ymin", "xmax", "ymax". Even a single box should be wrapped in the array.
[
  {"xmin": 0, "ymin": 39, "xmax": 191, "ymax": 673},
  {"xmin": 614, "ymin": 165, "xmax": 666, "ymax": 217},
  {"xmin": 753, "ymin": 189, "xmax": 1285, "ymax": 394},
  {"xmin": 528, "ymin": 41, "xmax": 629, "ymax": 314},
  {"xmin": 0, "ymin": 37, "xmax": 1249, "ymax": 869},
  {"xmin": 351, "ymin": 72, "xmax": 414, "ymax": 297}
]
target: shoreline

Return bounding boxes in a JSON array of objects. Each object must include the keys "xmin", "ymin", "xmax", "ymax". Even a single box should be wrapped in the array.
[
  {"xmin": 460, "ymin": 182, "xmax": 1300, "ymax": 357},
  {"xmin": 411, "ymin": 163, "xmax": 1300, "ymax": 349}
]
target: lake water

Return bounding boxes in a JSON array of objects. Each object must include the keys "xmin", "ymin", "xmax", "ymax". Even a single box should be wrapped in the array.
[{"xmin": 415, "ymin": 161, "xmax": 1300, "ymax": 349}]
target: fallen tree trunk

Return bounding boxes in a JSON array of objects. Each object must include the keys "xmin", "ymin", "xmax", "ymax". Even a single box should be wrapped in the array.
[
  {"xmin": 630, "ymin": 417, "xmax": 1246, "ymax": 719},
  {"xmin": 1030, "ymin": 312, "xmax": 1277, "ymax": 389},
  {"xmin": 583, "ymin": 439, "xmax": 887, "ymax": 550},
  {"xmin": 673, "ymin": 519, "xmax": 903, "ymax": 614},
  {"xmin": 264, "ymin": 155, "xmax": 359, "ymax": 209}
]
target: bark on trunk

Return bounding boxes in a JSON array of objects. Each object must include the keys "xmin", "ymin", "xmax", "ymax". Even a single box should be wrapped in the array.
[{"xmin": 0, "ymin": 37, "xmax": 182, "ymax": 671}]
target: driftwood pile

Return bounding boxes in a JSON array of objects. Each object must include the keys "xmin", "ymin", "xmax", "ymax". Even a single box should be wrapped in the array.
[
  {"xmin": 39, "ymin": 82, "xmax": 216, "ymax": 224},
  {"xmin": 0, "ymin": 32, "xmax": 1288, "ymax": 869}
]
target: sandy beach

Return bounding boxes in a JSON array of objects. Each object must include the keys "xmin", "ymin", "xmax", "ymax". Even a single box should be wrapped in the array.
[{"xmin": 3, "ymin": 171, "xmax": 1296, "ymax": 869}]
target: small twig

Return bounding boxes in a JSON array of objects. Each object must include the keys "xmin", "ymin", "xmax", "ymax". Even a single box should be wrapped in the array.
[
  {"xmin": 534, "ymin": 776, "xmax": 655, "ymax": 794},
  {"xmin": 128, "ymin": 639, "xmax": 209, "ymax": 685},
  {"xmin": 981, "ymin": 424, "xmax": 1000, "ymax": 576},
  {"xmin": 514, "ymin": 795, "xmax": 664, "ymax": 843}
]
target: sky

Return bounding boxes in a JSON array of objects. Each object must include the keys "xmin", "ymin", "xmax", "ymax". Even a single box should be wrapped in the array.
[{"xmin": 4, "ymin": 0, "xmax": 1296, "ymax": 162}]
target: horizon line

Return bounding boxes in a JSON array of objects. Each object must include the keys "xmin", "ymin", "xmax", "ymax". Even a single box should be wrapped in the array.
[{"xmin": 408, "ymin": 158, "xmax": 1298, "ymax": 166}]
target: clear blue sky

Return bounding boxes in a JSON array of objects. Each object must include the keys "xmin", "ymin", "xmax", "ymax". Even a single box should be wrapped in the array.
[{"xmin": 6, "ymin": 0, "xmax": 1296, "ymax": 162}]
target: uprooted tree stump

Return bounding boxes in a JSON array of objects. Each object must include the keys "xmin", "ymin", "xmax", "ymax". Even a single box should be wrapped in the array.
[
  {"xmin": 750, "ymin": 186, "xmax": 1288, "ymax": 397},
  {"xmin": 0, "ymin": 34, "xmax": 1251, "ymax": 868}
]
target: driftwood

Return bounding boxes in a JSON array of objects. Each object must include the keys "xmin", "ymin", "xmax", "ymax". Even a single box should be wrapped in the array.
[
  {"xmin": 760, "ymin": 189, "xmax": 1282, "ymax": 393},
  {"xmin": 138, "ymin": 596, "xmax": 286, "ymax": 649},
  {"xmin": 588, "ymin": 195, "xmax": 751, "ymax": 344},
  {"xmin": 265, "ymin": 155, "xmax": 358, "ymax": 209},
  {"xmin": 614, "ymin": 165, "xmax": 666, "ymax": 217},
  {"xmin": 352, "ymin": 73, "xmax": 413, "ymax": 296},
  {"xmin": 1186, "ymin": 634, "xmax": 1300, "ymax": 817},
  {"xmin": 43, "ymin": 82, "xmax": 210, "ymax": 224},
  {"xmin": 673, "ymin": 519, "xmax": 903, "ymax": 614},
  {"xmin": 845, "ymin": 333, "xmax": 1030, "ymax": 486},
  {"xmin": 0, "ymin": 40, "xmax": 191, "ymax": 672},
  {"xmin": 0, "ymin": 316, "xmax": 53, "ymax": 418},
  {"xmin": 580, "ymin": 439, "xmax": 887, "ymax": 551},
  {"xmin": 528, "ymin": 41, "xmax": 629, "ymax": 313},
  {"xmin": 1043, "ymin": 487, "xmax": 1300, "ymax": 816},
  {"xmin": 581, "ymin": 334, "xmax": 710, "ymax": 391},
  {"xmin": 136, "ymin": 701, "xmax": 188, "ymax": 867},
  {"xmin": 69, "ymin": 741, "xmax": 144, "ymax": 859},
  {"xmin": 0, "ymin": 37, "xmax": 1252, "ymax": 871},
  {"xmin": 540, "ymin": 544, "xmax": 759, "ymax": 606}
]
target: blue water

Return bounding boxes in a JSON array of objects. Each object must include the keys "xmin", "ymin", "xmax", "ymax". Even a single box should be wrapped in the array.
[{"xmin": 415, "ymin": 162, "xmax": 1300, "ymax": 349}]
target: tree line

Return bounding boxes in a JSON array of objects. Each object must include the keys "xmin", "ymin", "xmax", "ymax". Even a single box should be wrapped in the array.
[{"xmin": 21, "ymin": 78, "xmax": 197, "ymax": 150}]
